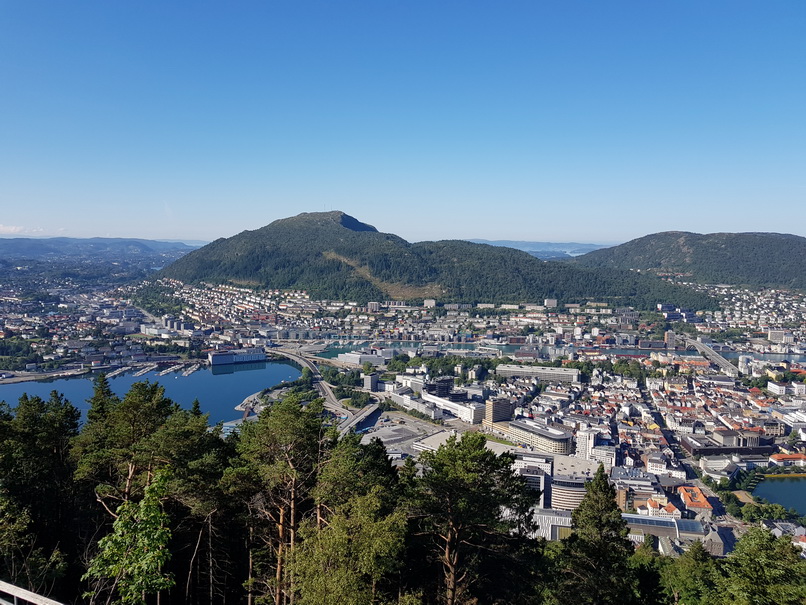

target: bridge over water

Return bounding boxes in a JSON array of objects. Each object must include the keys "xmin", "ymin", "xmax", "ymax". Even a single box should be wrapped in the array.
[{"xmin": 680, "ymin": 336, "xmax": 739, "ymax": 378}]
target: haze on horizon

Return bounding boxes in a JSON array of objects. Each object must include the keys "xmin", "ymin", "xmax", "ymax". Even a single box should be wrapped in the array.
[{"xmin": 1, "ymin": 2, "xmax": 804, "ymax": 245}]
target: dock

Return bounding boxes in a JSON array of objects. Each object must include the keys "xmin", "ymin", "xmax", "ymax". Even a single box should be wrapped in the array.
[
  {"xmin": 182, "ymin": 363, "xmax": 202, "ymax": 376},
  {"xmin": 105, "ymin": 366, "xmax": 131, "ymax": 378},
  {"xmin": 157, "ymin": 364, "xmax": 186, "ymax": 377},
  {"xmin": 133, "ymin": 363, "xmax": 158, "ymax": 377}
]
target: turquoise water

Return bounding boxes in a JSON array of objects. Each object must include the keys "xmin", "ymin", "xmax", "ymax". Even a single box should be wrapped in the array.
[
  {"xmin": 752, "ymin": 477, "xmax": 806, "ymax": 516},
  {"xmin": 0, "ymin": 361, "xmax": 302, "ymax": 424}
]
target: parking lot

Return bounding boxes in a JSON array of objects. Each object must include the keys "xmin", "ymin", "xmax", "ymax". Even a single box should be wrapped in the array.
[{"xmin": 358, "ymin": 410, "xmax": 465, "ymax": 457}]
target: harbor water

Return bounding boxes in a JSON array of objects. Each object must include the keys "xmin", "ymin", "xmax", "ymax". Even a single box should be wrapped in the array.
[{"xmin": 0, "ymin": 361, "xmax": 302, "ymax": 425}]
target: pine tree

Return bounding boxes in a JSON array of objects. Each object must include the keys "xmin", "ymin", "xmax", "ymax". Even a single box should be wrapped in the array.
[
  {"xmin": 629, "ymin": 538, "xmax": 666, "ymax": 605},
  {"xmin": 288, "ymin": 434, "xmax": 410, "ymax": 604},
  {"xmin": 1, "ymin": 392, "xmax": 80, "ymax": 560},
  {"xmin": 190, "ymin": 398, "xmax": 202, "ymax": 416},
  {"xmin": 551, "ymin": 464, "xmax": 635, "ymax": 605},
  {"xmin": 86, "ymin": 373, "xmax": 119, "ymax": 425},
  {"xmin": 660, "ymin": 540, "xmax": 717, "ymax": 605},
  {"xmin": 291, "ymin": 485, "xmax": 408, "ymax": 605},
  {"xmin": 409, "ymin": 431, "xmax": 537, "ymax": 605},
  {"xmin": 73, "ymin": 381, "xmax": 178, "ymax": 514},
  {"xmin": 224, "ymin": 394, "xmax": 327, "ymax": 605}
]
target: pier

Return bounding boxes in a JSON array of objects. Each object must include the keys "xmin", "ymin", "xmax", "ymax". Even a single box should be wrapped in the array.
[
  {"xmin": 132, "ymin": 363, "xmax": 158, "ymax": 377},
  {"xmin": 157, "ymin": 363, "xmax": 186, "ymax": 377},
  {"xmin": 182, "ymin": 363, "xmax": 202, "ymax": 377},
  {"xmin": 105, "ymin": 366, "xmax": 131, "ymax": 378}
]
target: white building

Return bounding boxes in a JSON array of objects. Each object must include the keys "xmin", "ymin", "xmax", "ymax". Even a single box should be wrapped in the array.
[
  {"xmin": 506, "ymin": 419, "xmax": 573, "ymax": 454},
  {"xmin": 496, "ymin": 364, "xmax": 580, "ymax": 383},
  {"xmin": 421, "ymin": 392, "xmax": 485, "ymax": 424}
]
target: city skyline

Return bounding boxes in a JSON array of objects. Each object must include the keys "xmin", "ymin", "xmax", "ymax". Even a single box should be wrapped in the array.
[{"xmin": 2, "ymin": 1, "xmax": 804, "ymax": 243}]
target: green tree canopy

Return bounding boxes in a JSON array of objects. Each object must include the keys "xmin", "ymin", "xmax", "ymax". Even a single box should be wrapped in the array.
[
  {"xmin": 409, "ymin": 431, "xmax": 538, "ymax": 605},
  {"xmin": 84, "ymin": 469, "xmax": 174, "ymax": 605},
  {"xmin": 551, "ymin": 464, "xmax": 636, "ymax": 605},
  {"xmin": 716, "ymin": 526, "xmax": 806, "ymax": 605}
]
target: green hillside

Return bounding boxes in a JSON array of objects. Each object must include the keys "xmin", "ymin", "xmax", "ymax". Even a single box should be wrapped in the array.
[
  {"xmin": 571, "ymin": 231, "xmax": 806, "ymax": 289},
  {"xmin": 159, "ymin": 212, "xmax": 717, "ymax": 310}
]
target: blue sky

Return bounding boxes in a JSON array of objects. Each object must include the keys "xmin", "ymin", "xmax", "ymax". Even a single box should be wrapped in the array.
[{"xmin": 1, "ymin": 1, "xmax": 804, "ymax": 244}]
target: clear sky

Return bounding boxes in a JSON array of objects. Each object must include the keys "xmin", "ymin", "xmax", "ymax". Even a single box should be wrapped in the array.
[{"xmin": 1, "ymin": 1, "xmax": 804, "ymax": 244}]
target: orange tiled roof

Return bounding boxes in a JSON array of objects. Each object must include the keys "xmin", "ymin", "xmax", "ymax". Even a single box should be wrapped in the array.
[
  {"xmin": 770, "ymin": 453, "xmax": 806, "ymax": 462},
  {"xmin": 678, "ymin": 486, "xmax": 713, "ymax": 510}
]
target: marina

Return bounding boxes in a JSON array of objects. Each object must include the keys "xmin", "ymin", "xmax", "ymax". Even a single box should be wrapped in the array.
[
  {"xmin": 0, "ymin": 361, "xmax": 301, "ymax": 425},
  {"xmin": 157, "ymin": 363, "xmax": 186, "ymax": 376},
  {"xmin": 133, "ymin": 363, "xmax": 159, "ymax": 377}
]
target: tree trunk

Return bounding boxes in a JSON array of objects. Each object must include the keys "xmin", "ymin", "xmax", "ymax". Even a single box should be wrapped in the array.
[
  {"xmin": 289, "ymin": 481, "xmax": 297, "ymax": 605},
  {"xmin": 186, "ymin": 523, "xmax": 205, "ymax": 601},
  {"xmin": 275, "ymin": 506, "xmax": 285, "ymax": 605},
  {"xmin": 247, "ymin": 525, "xmax": 254, "ymax": 605},
  {"xmin": 442, "ymin": 526, "xmax": 460, "ymax": 605},
  {"xmin": 275, "ymin": 541, "xmax": 284, "ymax": 605},
  {"xmin": 208, "ymin": 514, "xmax": 214, "ymax": 605}
]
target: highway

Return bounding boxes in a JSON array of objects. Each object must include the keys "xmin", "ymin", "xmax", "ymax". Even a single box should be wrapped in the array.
[
  {"xmin": 272, "ymin": 348, "xmax": 355, "ymax": 419},
  {"xmin": 338, "ymin": 403, "xmax": 379, "ymax": 436}
]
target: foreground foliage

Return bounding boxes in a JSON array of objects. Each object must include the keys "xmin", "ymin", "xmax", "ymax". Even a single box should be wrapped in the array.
[{"xmin": 0, "ymin": 378, "xmax": 804, "ymax": 604}]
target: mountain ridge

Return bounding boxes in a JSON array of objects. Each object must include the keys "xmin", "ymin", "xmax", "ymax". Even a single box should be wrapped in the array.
[
  {"xmin": 0, "ymin": 236, "xmax": 197, "ymax": 259},
  {"xmin": 569, "ymin": 231, "xmax": 806, "ymax": 289},
  {"xmin": 158, "ymin": 211, "xmax": 716, "ymax": 310}
]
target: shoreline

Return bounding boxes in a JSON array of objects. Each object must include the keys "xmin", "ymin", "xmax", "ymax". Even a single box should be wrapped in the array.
[{"xmin": 0, "ymin": 369, "xmax": 91, "ymax": 385}]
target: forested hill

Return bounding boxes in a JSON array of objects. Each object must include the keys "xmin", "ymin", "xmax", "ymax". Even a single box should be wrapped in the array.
[
  {"xmin": 159, "ymin": 211, "xmax": 716, "ymax": 310},
  {"xmin": 570, "ymin": 231, "xmax": 806, "ymax": 289}
]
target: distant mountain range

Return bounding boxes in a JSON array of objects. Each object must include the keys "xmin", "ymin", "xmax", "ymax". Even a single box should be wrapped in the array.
[
  {"xmin": 158, "ymin": 211, "xmax": 716, "ymax": 310},
  {"xmin": 0, "ymin": 237, "xmax": 201, "ymax": 286},
  {"xmin": 0, "ymin": 237, "xmax": 197, "ymax": 261},
  {"xmin": 467, "ymin": 239, "xmax": 608, "ymax": 260},
  {"xmin": 570, "ymin": 231, "xmax": 806, "ymax": 289}
]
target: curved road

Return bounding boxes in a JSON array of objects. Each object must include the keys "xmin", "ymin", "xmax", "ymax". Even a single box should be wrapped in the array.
[{"xmin": 273, "ymin": 348, "xmax": 354, "ymax": 418}]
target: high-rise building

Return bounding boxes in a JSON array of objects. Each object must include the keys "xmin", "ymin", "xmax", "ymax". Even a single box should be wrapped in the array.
[
  {"xmin": 363, "ymin": 372, "xmax": 379, "ymax": 392},
  {"xmin": 664, "ymin": 330, "xmax": 676, "ymax": 349},
  {"xmin": 575, "ymin": 426, "xmax": 597, "ymax": 460},
  {"xmin": 484, "ymin": 398, "xmax": 513, "ymax": 424}
]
